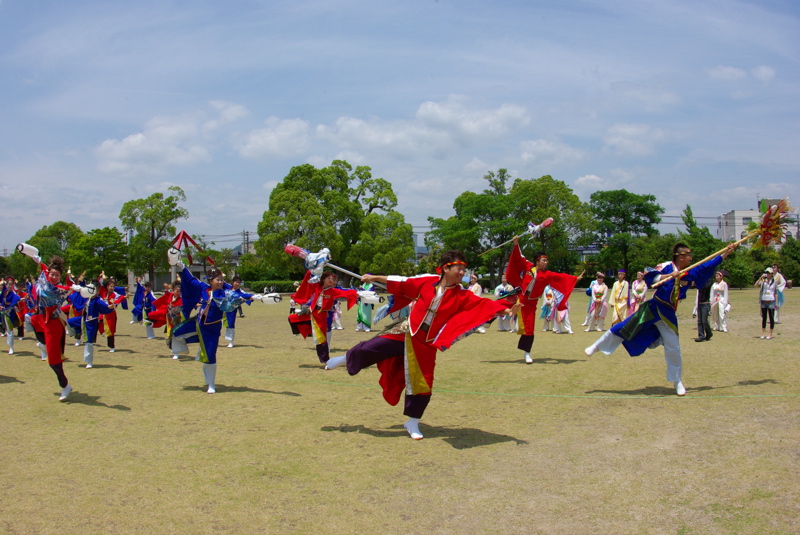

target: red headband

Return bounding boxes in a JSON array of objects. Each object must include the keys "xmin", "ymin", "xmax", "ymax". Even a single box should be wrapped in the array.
[{"xmin": 436, "ymin": 261, "xmax": 467, "ymax": 275}]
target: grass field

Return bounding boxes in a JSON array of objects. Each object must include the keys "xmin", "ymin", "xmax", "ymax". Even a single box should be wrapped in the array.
[{"xmin": 1, "ymin": 287, "xmax": 797, "ymax": 534}]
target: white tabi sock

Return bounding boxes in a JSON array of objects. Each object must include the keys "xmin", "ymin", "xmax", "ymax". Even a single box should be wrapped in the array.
[
  {"xmin": 203, "ymin": 363, "xmax": 217, "ymax": 393},
  {"xmin": 404, "ymin": 418, "xmax": 423, "ymax": 440},
  {"xmin": 325, "ymin": 355, "xmax": 346, "ymax": 370},
  {"xmin": 37, "ymin": 342, "xmax": 48, "ymax": 361},
  {"xmin": 145, "ymin": 324, "xmax": 155, "ymax": 339},
  {"xmin": 84, "ymin": 343, "xmax": 94, "ymax": 367}
]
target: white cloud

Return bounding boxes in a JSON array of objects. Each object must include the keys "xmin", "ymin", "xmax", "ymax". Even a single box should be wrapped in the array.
[
  {"xmin": 95, "ymin": 113, "xmax": 212, "ymax": 175},
  {"xmin": 751, "ymin": 65, "xmax": 776, "ymax": 82},
  {"xmin": 520, "ymin": 139, "xmax": 584, "ymax": 166},
  {"xmin": 415, "ymin": 98, "xmax": 530, "ymax": 142},
  {"xmin": 463, "ymin": 157, "xmax": 488, "ymax": 174},
  {"xmin": 603, "ymin": 123, "xmax": 666, "ymax": 156},
  {"xmin": 238, "ymin": 117, "xmax": 311, "ymax": 159},
  {"xmin": 574, "ymin": 173, "xmax": 610, "ymax": 192},
  {"xmin": 94, "ymin": 102, "xmax": 247, "ymax": 175},
  {"xmin": 707, "ymin": 66, "xmax": 747, "ymax": 81},
  {"xmin": 316, "ymin": 97, "xmax": 530, "ymax": 160},
  {"xmin": 208, "ymin": 100, "xmax": 249, "ymax": 127}
]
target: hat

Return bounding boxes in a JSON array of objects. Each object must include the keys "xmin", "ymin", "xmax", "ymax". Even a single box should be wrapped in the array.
[{"xmin": 765, "ymin": 267, "xmax": 773, "ymax": 273}]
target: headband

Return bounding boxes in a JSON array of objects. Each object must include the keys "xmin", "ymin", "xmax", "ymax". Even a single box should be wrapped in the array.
[{"xmin": 436, "ymin": 261, "xmax": 467, "ymax": 275}]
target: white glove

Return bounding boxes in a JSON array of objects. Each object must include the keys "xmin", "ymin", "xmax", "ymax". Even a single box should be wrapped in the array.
[
  {"xmin": 358, "ymin": 291, "xmax": 383, "ymax": 305},
  {"xmin": 167, "ymin": 247, "xmax": 183, "ymax": 267},
  {"xmin": 16, "ymin": 243, "xmax": 39, "ymax": 258},
  {"xmin": 80, "ymin": 284, "xmax": 97, "ymax": 299}
]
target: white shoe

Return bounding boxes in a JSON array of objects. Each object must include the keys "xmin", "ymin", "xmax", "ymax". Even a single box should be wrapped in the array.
[
  {"xmin": 584, "ymin": 345, "xmax": 596, "ymax": 357},
  {"xmin": 109, "ymin": 348, "xmax": 115, "ymax": 353},
  {"xmin": 86, "ymin": 364, "xmax": 92, "ymax": 369},
  {"xmin": 8, "ymin": 348, "xmax": 13, "ymax": 355},
  {"xmin": 674, "ymin": 381, "xmax": 686, "ymax": 396},
  {"xmin": 365, "ymin": 329, "xmax": 370, "ymax": 332},
  {"xmin": 207, "ymin": 385, "xmax": 216, "ymax": 394},
  {"xmin": 172, "ymin": 355, "xmax": 179, "ymax": 360},
  {"xmin": 59, "ymin": 384, "xmax": 73, "ymax": 401},
  {"xmin": 325, "ymin": 355, "xmax": 346, "ymax": 370},
  {"xmin": 227, "ymin": 343, "xmax": 233, "ymax": 348},
  {"xmin": 75, "ymin": 342, "xmax": 80, "ymax": 346},
  {"xmin": 524, "ymin": 352, "xmax": 533, "ymax": 364},
  {"xmin": 404, "ymin": 418, "xmax": 423, "ymax": 440}
]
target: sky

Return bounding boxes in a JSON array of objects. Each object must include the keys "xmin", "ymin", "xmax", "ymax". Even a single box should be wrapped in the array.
[{"xmin": 1, "ymin": 0, "xmax": 798, "ymax": 254}]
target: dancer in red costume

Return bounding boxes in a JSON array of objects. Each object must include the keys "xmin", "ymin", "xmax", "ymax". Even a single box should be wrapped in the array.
[
  {"xmin": 324, "ymin": 250, "xmax": 520, "ymax": 439},
  {"xmin": 26, "ymin": 254, "xmax": 77, "ymax": 401},
  {"xmin": 288, "ymin": 270, "xmax": 357, "ymax": 366},
  {"xmin": 505, "ymin": 236, "xmax": 583, "ymax": 364},
  {"xmin": 98, "ymin": 274, "xmax": 126, "ymax": 353}
]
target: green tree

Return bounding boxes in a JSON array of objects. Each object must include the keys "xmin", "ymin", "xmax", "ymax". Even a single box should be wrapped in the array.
[
  {"xmin": 677, "ymin": 205, "xmax": 726, "ymax": 261},
  {"xmin": 427, "ymin": 173, "xmax": 594, "ymax": 288},
  {"xmin": 590, "ymin": 189, "xmax": 664, "ymax": 274},
  {"xmin": 119, "ymin": 186, "xmax": 189, "ymax": 281},
  {"xmin": 68, "ymin": 227, "xmax": 129, "ymax": 279},
  {"xmin": 778, "ymin": 234, "xmax": 800, "ymax": 284},
  {"xmin": 347, "ymin": 211, "xmax": 416, "ymax": 278},
  {"xmin": 255, "ymin": 160, "xmax": 413, "ymax": 276},
  {"xmin": 6, "ymin": 222, "xmax": 85, "ymax": 280}
]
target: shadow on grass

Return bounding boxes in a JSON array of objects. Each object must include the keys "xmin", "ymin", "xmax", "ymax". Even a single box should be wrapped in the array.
[
  {"xmin": 321, "ymin": 423, "xmax": 528, "ymax": 449},
  {"xmin": 586, "ymin": 378, "xmax": 781, "ymax": 397},
  {"xmin": 0, "ymin": 375, "xmax": 25, "ymax": 384},
  {"xmin": 298, "ymin": 363, "xmax": 326, "ymax": 369},
  {"xmin": 585, "ymin": 385, "xmax": 680, "ymax": 396},
  {"xmin": 483, "ymin": 357, "xmax": 584, "ymax": 365},
  {"xmin": 181, "ymin": 385, "xmax": 301, "ymax": 396},
  {"xmin": 222, "ymin": 344, "xmax": 264, "ymax": 349},
  {"xmin": 57, "ymin": 391, "xmax": 131, "ymax": 410},
  {"xmin": 80, "ymin": 364, "xmax": 133, "ymax": 371}
]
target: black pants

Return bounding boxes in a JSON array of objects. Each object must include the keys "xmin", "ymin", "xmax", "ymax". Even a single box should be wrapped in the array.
[
  {"xmin": 346, "ymin": 337, "xmax": 431, "ymax": 419},
  {"xmin": 517, "ymin": 334, "xmax": 534, "ymax": 353},
  {"xmin": 696, "ymin": 303, "xmax": 712, "ymax": 339},
  {"xmin": 50, "ymin": 362, "xmax": 68, "ymax": 388},
  {"xmin": 761, "ymin": 306, "xmax": 774, "ymax": 330}
]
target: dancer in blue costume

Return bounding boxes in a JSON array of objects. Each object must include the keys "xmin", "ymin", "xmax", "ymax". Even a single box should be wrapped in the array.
[
  {"xmin": 585, "ymin": 242, "xmax": 738, "ymax": 396},
  {"xmin": 223, "ymin": 276, "xmax": 253, "ymax": 348},
  {"xmin": 167, "ymin": 252, "xmax": 247, "ymax": 394},
  {"xmin": 68, "ymin": 284, "xmax": 115, "ymax": 369},
  {"xmin": 1, "ymin": 278, "xmax": 21, "ymax": 354}
]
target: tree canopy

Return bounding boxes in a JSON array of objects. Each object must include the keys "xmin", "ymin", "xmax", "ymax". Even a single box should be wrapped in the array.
[
  {"xmin": 590, "ymin": 189, "xmax": 664, "ymax": 274},
  {"xmin": 427, "ymin": 172, "xmax": 594, "ymax": 287},
  {"xmin": 255, "ymin": 160, "xmax": 414, "ymax": 278},
  {"xmin": 119, "ymin": 186, "xmax": 189, "ymax": 281},
  {"xmin": 4, "ymin": 221, "xmax": 85, "ymax": 279},
  {"xmin": 68, "ymin": 227, "xmax": 129, "ymax": 279}
]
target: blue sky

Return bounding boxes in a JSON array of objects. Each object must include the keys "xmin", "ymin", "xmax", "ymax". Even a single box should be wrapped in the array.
[{"xmin": 1, "ymin": 0, "xmax": 798, "ymax": 253}]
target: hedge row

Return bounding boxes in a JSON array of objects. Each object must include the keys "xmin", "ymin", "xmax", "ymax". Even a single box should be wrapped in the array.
[{"xmin": 243, "ymin": 280, "xmax": 299, "ymax": 293}]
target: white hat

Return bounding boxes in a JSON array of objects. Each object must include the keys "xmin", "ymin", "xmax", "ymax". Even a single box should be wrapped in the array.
[{"xmin": 765, "ymin": 267, "xmax": 773, "ymax": 273}]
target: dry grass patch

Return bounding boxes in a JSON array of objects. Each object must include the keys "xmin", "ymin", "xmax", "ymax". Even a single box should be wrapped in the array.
[{"xmin": 1, "ymin": 288, "xmax": 797, "ymax": 534}]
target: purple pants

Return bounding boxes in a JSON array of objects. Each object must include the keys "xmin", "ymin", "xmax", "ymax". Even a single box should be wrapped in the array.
[{"xmin": 346, "ymin": 336, "xmax": 431, "ymax": 419}]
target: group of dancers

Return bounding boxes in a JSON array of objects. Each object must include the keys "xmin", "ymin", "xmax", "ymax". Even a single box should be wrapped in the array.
[{"xmin": 2, "ymin": 237, "xmax": 762, "ymax": 440}]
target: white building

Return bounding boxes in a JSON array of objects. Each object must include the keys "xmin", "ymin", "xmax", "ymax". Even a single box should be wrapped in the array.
[{"xmin": 717, "ymin": 209, "xmax": 760, "ymax": 242}]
